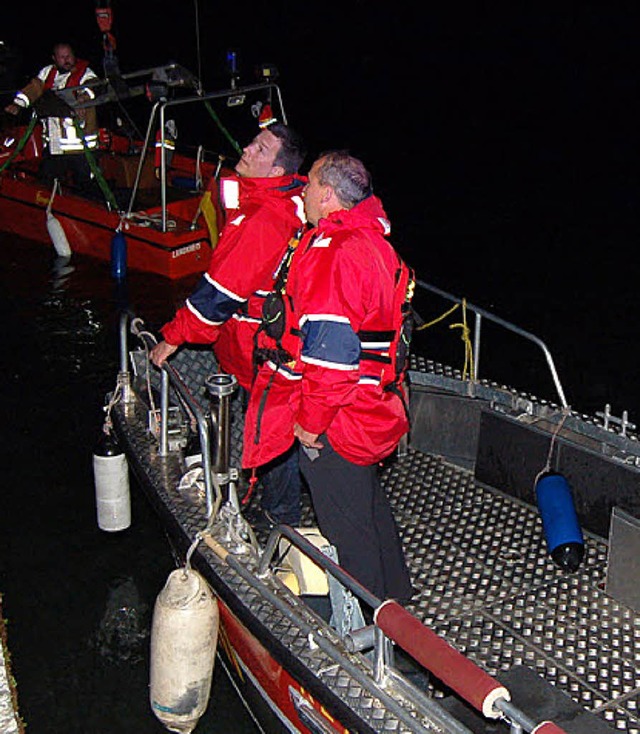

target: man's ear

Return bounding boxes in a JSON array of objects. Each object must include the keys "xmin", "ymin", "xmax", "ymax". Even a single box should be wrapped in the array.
[
  {"xmin": 321, "ymin": 185, "xmax": 334, "ymax": 205},
  {"xmin": 269, "ymin": 164, "xmax": 286, "ymax": 178}
]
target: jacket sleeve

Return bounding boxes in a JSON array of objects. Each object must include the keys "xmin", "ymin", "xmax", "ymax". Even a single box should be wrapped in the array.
[
  {"xmin": 12, "ymin": 77, "xmax": 45, "ymax": 109},
  {"xmin": 161, "ymin": 207, "xmax": 291, "ymax": 346}
]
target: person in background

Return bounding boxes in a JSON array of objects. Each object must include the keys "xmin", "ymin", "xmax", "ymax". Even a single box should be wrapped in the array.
[
  {"xmin": 150, "ymin": 121, "xmax": 308, "ymax": 528},
  {"xmin": 4, "ymin": 42, "xmax": 99, "ymax": 189},
  {"xmin": 243, "ymin": 151, "xmax": 414, "ymax": 603}
]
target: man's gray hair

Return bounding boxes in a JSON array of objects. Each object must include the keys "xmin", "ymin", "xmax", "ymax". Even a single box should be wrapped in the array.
[{"xmin": 315, "ymin": 151, "xmax": 373, "ymax": 209}]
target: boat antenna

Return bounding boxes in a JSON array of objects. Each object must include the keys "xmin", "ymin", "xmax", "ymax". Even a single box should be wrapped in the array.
[{"xmin": 194, "ymin": 0, "xmax": 204, "ymax": 94}]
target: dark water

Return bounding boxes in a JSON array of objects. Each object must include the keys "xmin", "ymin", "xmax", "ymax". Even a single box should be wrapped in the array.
[{"xmin": 0, "ymin": 237, "xmax": 260, "ymax": 733}]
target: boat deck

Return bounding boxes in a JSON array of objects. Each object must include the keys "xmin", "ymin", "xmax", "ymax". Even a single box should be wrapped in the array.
[
  {"xmin": 121, "ymin": 345, "xmax": 640, "ymax": 733},
  {"xmin": 244, "ymin": 445, "xmax": 634, "ymax": 732}
]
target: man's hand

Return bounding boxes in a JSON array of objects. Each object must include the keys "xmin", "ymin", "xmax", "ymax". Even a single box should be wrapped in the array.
[
  {"xmin": 294, "ymin": 423, "xmax": 323, "ymax": 450},
  {"xmin": 150, "ymin": 340, "xmax": 178, "ymax": 367},
  {"xmin": 4, "ymin": 103, "xmax": 19, "ymax": 116}
]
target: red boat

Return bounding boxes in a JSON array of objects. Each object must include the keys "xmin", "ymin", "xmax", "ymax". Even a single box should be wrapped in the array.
[{"xmin": 0, "ymin": 63, "xmax": 286, "ymax": 280}]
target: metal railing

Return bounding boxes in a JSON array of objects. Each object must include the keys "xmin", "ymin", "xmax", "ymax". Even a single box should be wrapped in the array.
[
  {"xmin": 118, "ymin": 312, "xmax": 237, "ymax": 519},
  {"xmin": 117, "ymin": 310, "xmax": 568, "ymax": 734},
  {"xmin": 416, "ymin": 279, "xmax": 568, "ymax": 408},
  {"xmin": 253, "ymin": 523, "xmax": 564, "ymax": 734}
]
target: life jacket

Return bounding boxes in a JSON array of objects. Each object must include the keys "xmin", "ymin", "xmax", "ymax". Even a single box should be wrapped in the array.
[
  {"xmin": 250, "ymin": 234, "xmax": 415, "ymax": 447},
  {"xmin": 43, "ymin": 59, "xmax": 90, "ymax": 91},
  {"xmin": 357, "ymin": 256, "xmax": 415, "ymax": 419},
  {"xmin": 41, "ymin": 61, "xmax": 98, "ymax": 155},
  {"xmin": 251, "ymin": 225, "xmax": 305, "ymax": 375}
]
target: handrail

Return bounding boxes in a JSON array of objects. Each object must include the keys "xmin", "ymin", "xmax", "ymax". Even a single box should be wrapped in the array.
[
  {"xmin": 118, "ymin": 312, "xmax": 220, "ymax": 518},
  {"xmin": 416, "ymin": 279, "xmax": 568, "ymax": 408},
  {"xmin": 253, "ymin": 524, "xmax": 568, "ymax": 734}
]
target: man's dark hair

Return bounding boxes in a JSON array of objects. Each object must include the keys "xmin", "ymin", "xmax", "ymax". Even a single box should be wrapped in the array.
[
  {"xmin": 315, "ymin": 150, "xmax": 373, "ymax": 209},
  {"xmin": 269, "ymin": 121, "xmax": 307, "ymax": 174},
  {"xmin": 52, "ymin": 42, "xmax": 75, "ymax": 55}
]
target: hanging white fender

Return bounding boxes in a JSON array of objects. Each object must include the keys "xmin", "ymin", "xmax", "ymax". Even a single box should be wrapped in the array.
[
  {"xmin": 150, "ymin": 568, "xmax": 219, "ymax": 733},
  {"xmin": 46, "ymin": 179, "xmax": 72, "ymax": 257}
]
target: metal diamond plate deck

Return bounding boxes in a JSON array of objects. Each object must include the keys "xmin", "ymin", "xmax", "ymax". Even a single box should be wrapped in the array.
[
  {"xmin": 116, "ymin": 348, "xmax": 640, "ymax": 733},
  {"xmin": 384, "ymin": 449, "xmax": 640, "ymax": 732}
]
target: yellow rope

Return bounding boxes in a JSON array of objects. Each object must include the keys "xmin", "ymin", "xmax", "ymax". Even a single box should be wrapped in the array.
[
  {"xmin": 415, "ymin": 299, "xmax": 475, "ymax": 381},
  {"xmin": 416, "ymin": 302, "xmax": 459, "ymax": 330}
]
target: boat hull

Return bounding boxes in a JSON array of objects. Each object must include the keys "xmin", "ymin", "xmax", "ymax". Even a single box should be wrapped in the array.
[{"xmin": 0, "ymin": 174, "xmax": 212, "ymax": 279}]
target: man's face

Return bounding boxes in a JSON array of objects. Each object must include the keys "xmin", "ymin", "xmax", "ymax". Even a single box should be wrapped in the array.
[
  {"xmin": 53, "ymin": 46, "xmax": 76, "ymax": 73},
  {"xmin": 303, "ymin": 159, "xmax": 326, "ymax": 226},
  {"xmin": 235, "ymin": 129, "xmax": 282, "ymax": 178}
]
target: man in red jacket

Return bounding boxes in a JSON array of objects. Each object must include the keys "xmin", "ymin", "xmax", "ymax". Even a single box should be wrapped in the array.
[
  {"xmin": 244, "ymin": 151, "xmax": 414, "ymax": 603},
  {"xmin": 150, "ymin": 122, "xmax": 307, "ymax": 526}
]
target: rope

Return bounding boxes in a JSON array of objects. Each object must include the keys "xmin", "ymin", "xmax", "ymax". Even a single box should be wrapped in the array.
[
  {"xmin": 135, "ymin": 329, "xmax": 159, "ymax": 414},
  {"xmin": 241, "ymin": 469, "xmax": 258, "ymax": 506},
  {"xmin": 184, "ymin": 532, "xmax": 203, "ymax": 572},
  {"xmin": 415, "ymin": 301, "xmax": 459, "ymax": 330},
  {"xmin": 101, "ymin": 378, "xmax": 123, "ymax": 435},
  {"xmin": 448, "ymin": 299, "xmax": 475, "ymax": 381},
  {"xmin": 203, "ymin": 100, "xmax": 242, "ymax": 156},
  {"xmin": 0, "ymin": 113, "xmax": 38, "ymax": 173},
  {"xmin": 72, "ymin": 117, "xmax": 118, "ymax": 210},
  {"xmin": 416, "ymin": 299, "xmax": 475, "ymax": 381},
  {"xmin": 533, "ymin": 407, "xmax": 572, "ymax": 487}
]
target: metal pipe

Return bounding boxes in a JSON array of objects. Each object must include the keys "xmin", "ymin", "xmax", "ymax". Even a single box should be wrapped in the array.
[
  {"xmin": 129, "ymin": 317, "xmax": 217, "ymax": 515},
  {"xmin": 159, "ymin": 370, "xmax": 169, "ymax": 457},
  {"xmin": 159, "ymin": 105, "xmax": 167, "ymax": 231},
  {"xmin": 126, "ymin": 101, "xmax": 159, "ymax": 218},
  {"xmin": 205, "ymin": 373, "xmax": 237, "ymax": 482},
  {"xmin": 204, "ymin": 532, "xmax": 474, "ymax": 734}
]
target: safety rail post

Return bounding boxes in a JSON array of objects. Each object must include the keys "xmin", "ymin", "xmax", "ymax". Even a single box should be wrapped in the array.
[
  {"xmin": 204, "ymin": 373, "xmax": 237, "ymax": 497},
  {"xmin": 118, "ymin": 312, "xmax": 133, "ymax": 404},
  {"xmin": 128, "ymin": 317, "xmax": 220, "ymax": 519},
  {"xmin": 473, "ymin": 311, "xmax": 482, "ymax": 384},
  {"xmin": 125, "ymin": 101, "xmax": 160, "ymax": 220},
  {"xmin": 159, "ymin": 370, "xmax": 170, "ymax": 457}
]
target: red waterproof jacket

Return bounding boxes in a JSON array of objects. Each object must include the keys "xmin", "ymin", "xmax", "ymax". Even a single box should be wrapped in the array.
[
  {"xmin": 243, "ymin": 195, "xmax": 411, "ymax": 468},
  {"xmin": 161, "ymin": 173, "xmax": 306, "ymax": 390}
]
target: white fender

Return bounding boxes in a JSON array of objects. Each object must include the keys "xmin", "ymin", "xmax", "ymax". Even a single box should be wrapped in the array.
[
  {"xmin": 150, "ymin": 568, "xmax": 219, "ymax": 733},
  {"xmin": 92, "ymin": 433, "xmax": 131, "ymax": 532},
  {"xmin": 46, "ymin": 211, "xmax": 72, "ymax": 258},
  {"xmin": 46, "ymin": 179, "xmax": 72, "ymax": 257}
]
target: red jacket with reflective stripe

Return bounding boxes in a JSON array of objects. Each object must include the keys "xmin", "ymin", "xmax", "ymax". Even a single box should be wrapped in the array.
[
  {"xmin": 243, "ymin": 195, "xmax": 410, "ymax": 468},
  {"xmin": 161, "ymin": 174, "xmax": 306, "ymax": 391}
]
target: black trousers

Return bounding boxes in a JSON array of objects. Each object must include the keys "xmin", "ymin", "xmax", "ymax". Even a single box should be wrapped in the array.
[{"xmin": 299, "ymin": 436, "xmax": 413, "ymax": 604}]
